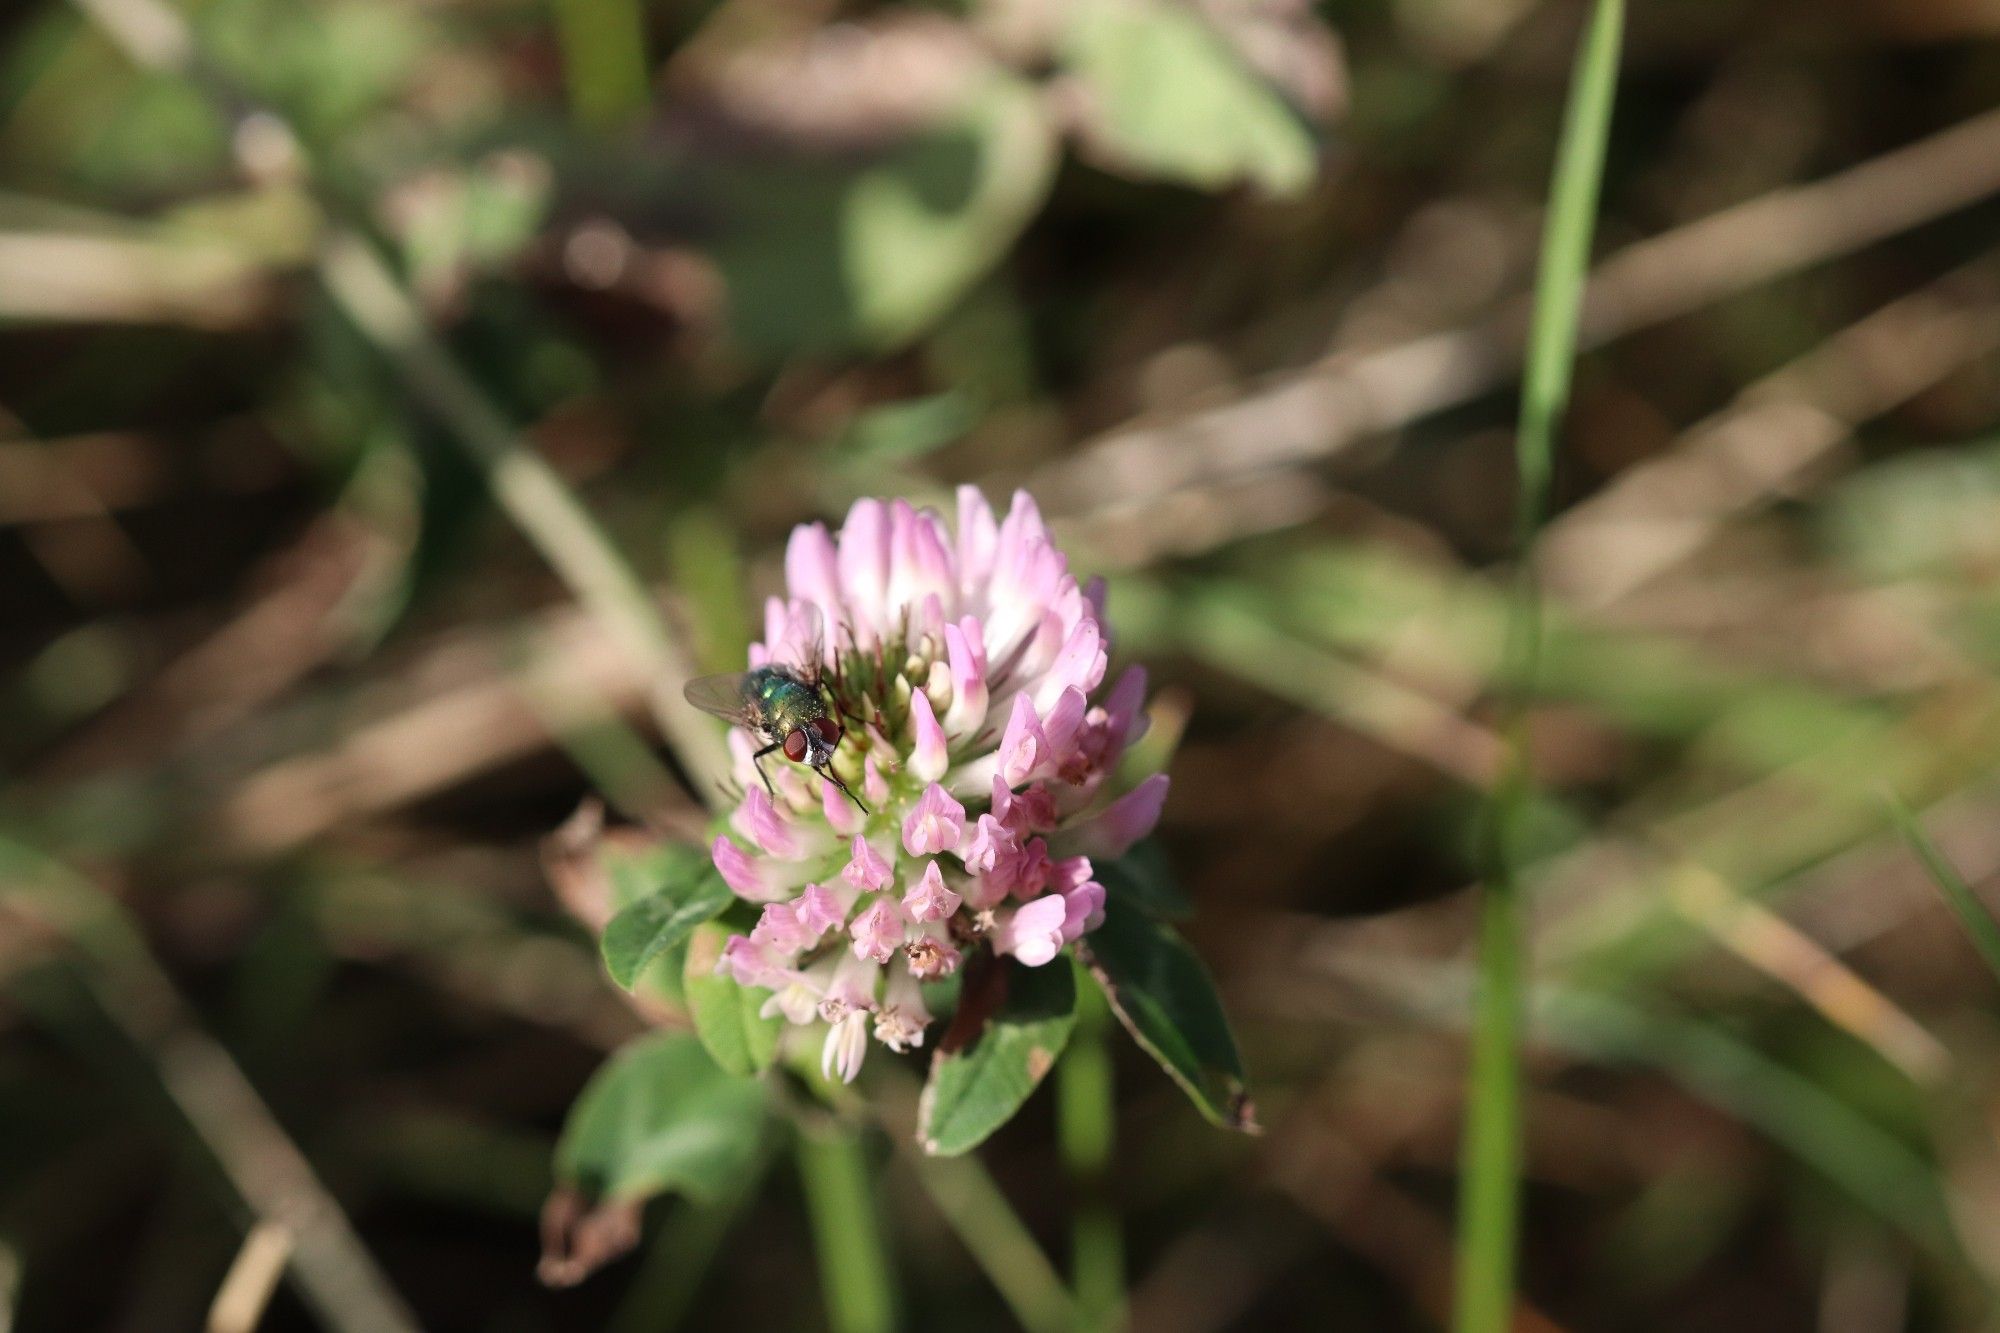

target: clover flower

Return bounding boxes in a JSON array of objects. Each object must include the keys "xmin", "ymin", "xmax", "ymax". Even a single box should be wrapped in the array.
[{"xmin": 708, "ymin": 489, "xmax": 1166, "ymax": 1082}]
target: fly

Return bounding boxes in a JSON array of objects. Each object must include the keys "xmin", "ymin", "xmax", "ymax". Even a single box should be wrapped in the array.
[{"xmin": 683, "ymin": 623, "xmax": 868, "ymax": 813}]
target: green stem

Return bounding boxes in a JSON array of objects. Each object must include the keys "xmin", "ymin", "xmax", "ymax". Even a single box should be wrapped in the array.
[
  {"xmin": 796, "ymin": 1122, "xmax": 895, "ymax": 1333},
  {"xmin": 1453, "ymin": 3, "xmax": 1624, "ymax": 1332},
  {"xmin": 1059, "ymin": 969, "xmax": 1123, "ymax": 1330},
  {"xmin": 908, "ymin": 1154, "xmax": 1076, "ymax": 1333}
]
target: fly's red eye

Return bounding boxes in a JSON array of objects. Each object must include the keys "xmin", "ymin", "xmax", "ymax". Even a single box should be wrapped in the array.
[
  {"xmin": 782, "ymin": 729, "xmax": 809, "ymax": 762},
  {"xmin": 813, "ymin": 716, "xmax": 841, "ymax": 745}
]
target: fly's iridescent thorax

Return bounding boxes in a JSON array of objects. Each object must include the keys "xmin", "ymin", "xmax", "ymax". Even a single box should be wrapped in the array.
[{"xmin": 746, "ymin": 667, "xmax": 836, "ymax": 763}]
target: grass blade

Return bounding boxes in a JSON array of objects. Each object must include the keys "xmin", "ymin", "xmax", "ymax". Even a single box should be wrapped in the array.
[
  {"xmin": 1454, "ymin": 3, "xmax": 1626, "ymax": 1331},
  {"xmin": 1885, "ymin": 795, "xmax": 2000, "ymax": 983}
]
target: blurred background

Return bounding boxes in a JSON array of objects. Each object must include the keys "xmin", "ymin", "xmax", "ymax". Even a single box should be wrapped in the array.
[{"xmin": 6, "ymin": 0, "xmax": 2000, "ymax": 1328}]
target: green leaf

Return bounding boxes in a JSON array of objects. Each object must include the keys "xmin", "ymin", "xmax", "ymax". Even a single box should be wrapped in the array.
[
  {"xmin": 919, "ymin": 959, "xmax": 1077, "ymax": 1156},
  {"xmin": 837, "ymin": 392, "xmax": 976, "ymax": 462},
  {"xmin": 600, "ymin": 853, "xmax": 734, "ymax": 990},
  {"xmin": 1060, "ymin": 0, "xmax": 1318, "ymax": 196},
  {"xmin": 708, "ymin": 73, "xmax": 1056, "ymax": 354},
  {"xmin": 1096, "ymin": 839, "xmax": 1191, "ymax": 919},
  {"xmin": 1079, "ymin": 901, "xmax": 1254, "ymax": 1130},
  {"xmin": 683, "ymin": 922, "xmax": 784, "ymax": 1077},
  {"xmin": 554, "ymin": 1033, "xmax": 766, "ymax": 1204}
]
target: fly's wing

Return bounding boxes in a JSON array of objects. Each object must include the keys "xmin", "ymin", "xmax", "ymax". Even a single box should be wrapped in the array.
[
  {"xmin": 683, "ymin": 673, "xmax": 763, "ymax": 730},
  {"xmin": 772, "ymin": 603, "xmax": 827, "ymax": 689}
]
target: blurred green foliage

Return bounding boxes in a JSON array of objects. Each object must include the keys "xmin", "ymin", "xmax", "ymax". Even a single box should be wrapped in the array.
[{"xmin": 5, "ymin": 0, "xmax": 2000, "ymax": 1328}]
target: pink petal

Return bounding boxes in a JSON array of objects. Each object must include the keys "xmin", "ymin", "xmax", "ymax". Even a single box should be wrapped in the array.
[
  {"xmin": 994, "ymin": 894, "xmax": 1069, "ymax": 967},
  {"xmin": 1040, "ymin": 687, "xmax": 1089, "ymax": 759},
  {"xmin": 1060, "ymin": 881, "xmax": 1106, "ymax": 941},
  {"xmin": 735, "ymin": 787, "xmax": 800, "ymax": 859},
  {"xmin": 909, "ymin": 687, "xmax": 949, "ymax": 783},
  {"xmin": 1080, "ymin": 774, "xmax": 1170, "ymax": 858},
  {"xmin": 1032, "ymin": 619, "xmax": 1107, "ymax": 713},
  {"xmin": 902, "ymin": 860, "xmax": 962, "ymax": 923},
  {"xmin": 1102, "ymin": 666, "xmax": 1149, "ymax": 753},
  {"xmin": 786, "ymin": 520, "xmax": 842, "ymax": 609},
  {"xmin": 888, "ymin": 500, "xmax": 955, "ymax": 623},
  {"xmin": 796, "ymin": 884, "xmax": 847, "ymax": 938},
  {"xmin": 711, "ymin": 834, "xmax": 775, "ymax": 902},
  {"xmin": 841, "ymin": 836, "xmax": 893, "ymax": 893},
  {"xmin": 955, "ymin": 486, "xmax": 999, "ymax": 592},
  {"xmin": 716, "ymin": 934, "xmax": 784, "ymax": 987},
  {"xmin": 902, "ymin": 782, "xmax": 966, "ymax": 857},
  {"xmin": 960, "ymin": 812, "xmax": 1016, "ymax": 875},
  {"xmin": 1050, "ymin": 855, "xmax": 1096, "ymax": 895},
  {"xmin": 837, "ymin": 498, "xmax": 891, "ymax": 648},
  {"xmin": 942, "ymin": 619, "xmax": 990, "ymax": 736},
  {"xmin": 998, "ymin": 693, "xmax": 1049, "ymax": 787},
  {"xmin": 849, "ymin": 896, "xmax": 906, "ymax": 964},
  {"xmin": 1082, "ymin": 575, "xmax": 1108, "ymax": 628},
  {"xmin": 752, "ymin": 902, "xmax": 811, "ymax": 955}
]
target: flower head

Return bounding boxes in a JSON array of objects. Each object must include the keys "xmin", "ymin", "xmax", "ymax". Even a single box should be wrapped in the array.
[{"xmin": 708, "ymin": 489, "xmax": 1166, "ymax": 1081}]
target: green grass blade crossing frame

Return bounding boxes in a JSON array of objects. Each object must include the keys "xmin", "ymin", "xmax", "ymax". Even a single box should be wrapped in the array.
[
  {"xmin": 1886, "ymin": 795, "xmax": 2000, "ymax": 985},
  {"xmin": 1452, "ymin": 3, "xmax": 1627, "ymax": 1331}
]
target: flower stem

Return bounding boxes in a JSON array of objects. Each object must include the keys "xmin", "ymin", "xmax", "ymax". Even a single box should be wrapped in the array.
[
  {"xmin": 1453, "ymin": 2, "xmax": 1624, "ymax": 1331},
  {"xmin": 796, "ymin": 1121, "xmax": 895, "ymax": 1333},
  {"xmin": 1059, "ymin": 969, "xmax": 1123, "ymax": 1330},
  {"xmin": 907, "ymin": 1154, "xmax": 1075, "ymax": 1333}
]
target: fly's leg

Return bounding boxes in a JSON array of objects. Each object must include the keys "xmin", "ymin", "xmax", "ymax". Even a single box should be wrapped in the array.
[
  {"xmin": 751, "ymin": 740, "xmax": 781, "ymax": 797},
  {"xmin": 821, "ymin": 766, "xmax": 869, "ymax": 815}
]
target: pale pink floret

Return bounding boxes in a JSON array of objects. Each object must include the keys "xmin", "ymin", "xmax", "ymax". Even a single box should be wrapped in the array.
[
  {"xmin": 994, "ymin": 894, "xmax": 1070, "ymax": 968},
  {"xmin": 753, "ymin": 902, "xmax": 812, "ymax": 954},
  {"xmin": 1078, "ymin": 773, "xmax": 1171, "ymax": 859},
  {"xmin": 716, "ymin": 935, "xmax": 778, "ymax": 986},
  {"xmin": 841, "ymin": 835, "xmax": 893, "ymax": 893},
  {"xmin": 1062, "ymin": 881, "xmax": 1107, "ymax": 941},
  {"xmin": 983, "ymin": 836, "xmax": 1052, "ymax": 905},
  {"xmin": 795, "ymin": 884, "xmax": 846, "ymax": 939},
  {"xmin": 704, "ymin": 488, "xmax": 1163, "ymax": 1074},
  {"xmin": 849, "ymin": 896, "xmax": 906, "ymax": 965},
  {"xmin": 959, "ymin": 813, "xmax": 1015, "ymax": 876},
  {"xmin": 993, "ymin": 775, "xmax": 1057, "ymax": 834},
  {"xmin": 997, "ymin": 694, "xmax": 1050, "ymax": 788},
  {"xmin": 902, "ymin": 782, "xmax": 966, "ymax": 857},
  {"xmin": 903, "ymin": 860, "xmax": 961, "ymax": 923},
  {"xmin": 712, "ymin": 834, "xmax": 802, "ymax": 903},
  {"xmin": 736, "ymin": 788, "xmax": 803, "ymax": 858}
]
